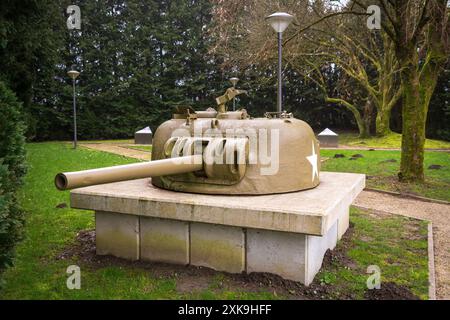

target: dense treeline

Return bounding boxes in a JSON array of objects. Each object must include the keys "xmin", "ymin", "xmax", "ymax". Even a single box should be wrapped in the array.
[
  {"xmin": 0, "ymin": 0, "xmax": 448, "ymax": 142},
  {"xmin": 3, "ymin": 0, "xmax": 227, "ymax": 140}
]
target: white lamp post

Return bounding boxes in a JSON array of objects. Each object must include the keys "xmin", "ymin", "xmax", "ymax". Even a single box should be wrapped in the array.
[
  {"xmin": 265, "ymin": 12, "xmax": 294, "ymax": 113},
  {"xmin": 229, "ymin": 77, "xmax": 239, "ymax": 111},
  {"xmin": 67, "ymin": 70, "xmax": 80, "ymax": 149}
]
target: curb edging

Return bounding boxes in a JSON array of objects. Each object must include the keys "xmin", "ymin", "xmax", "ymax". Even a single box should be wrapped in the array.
[
  {"xmin": 364, "ymin": 187, "xmax": 450, "ymax": 206},
  {"xmin": 428, "ymin": 222, "xmax": 436, "ymax": 300}
]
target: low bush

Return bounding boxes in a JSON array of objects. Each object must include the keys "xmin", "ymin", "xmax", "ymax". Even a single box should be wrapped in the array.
[{"xmin": 0, "ymin": 81, "xmax": 27, "ymax": 276}]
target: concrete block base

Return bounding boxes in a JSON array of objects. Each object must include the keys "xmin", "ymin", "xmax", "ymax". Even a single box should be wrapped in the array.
[
  {"xmin": 190, "ymin": 223, "xmax": 245, "ymax": 273},
  {"xmin": 247, "ymin": 229, "xmax": 307, "ymax": 282},
  {"xmin": 247, "ymin": 222, "xmax": 338, "ymax": 285},
  {"xmin": 140, "ymin": 217, "xmax": 189, "ymax": 265},
  {"xmin": 72, "ymin": 172, "xmax": 364, "ymax": 285},
  {"xmin": 94, "ymin": 212, "xmax": 344, "ymax": 285},
  {"xmin": 95, "ymin": 211, "xmax": 139, "ymax": 261},
  {"xmin": 306, "ymin": 222, "xmax": 338, "ymax": 285}
]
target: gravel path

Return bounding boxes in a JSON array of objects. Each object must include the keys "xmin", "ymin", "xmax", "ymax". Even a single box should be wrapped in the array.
[
  {"xmin": 354, "ymin": 190, "xmax": 450, "ymax": 300},
  {"xmin": 323, "ymin": 146, "xmax": 450, "ymax": 152},
  {"xmin": 80, "ymin": 143, "xmax": 151, "ymax": 161},
  {"xmin": 80, "ymin": 142, "xmax": 449, "ymax": 299}
]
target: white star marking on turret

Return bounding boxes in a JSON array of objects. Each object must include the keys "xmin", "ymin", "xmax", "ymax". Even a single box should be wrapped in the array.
[{"xmin": 306, "ymin": 142, "xmax": 319, "ymax": 181}]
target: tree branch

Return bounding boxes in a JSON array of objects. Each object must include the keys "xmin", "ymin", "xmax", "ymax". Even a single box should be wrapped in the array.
[{"xmin": 283, "ymin": 10, "xmax": 369, "ymax": 46}]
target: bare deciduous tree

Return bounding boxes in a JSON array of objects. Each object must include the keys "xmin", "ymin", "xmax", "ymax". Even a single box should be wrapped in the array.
[
  {"xmin": 209, "ymin": 0, "xmax": 402, "ymax": 138},
  {"xmin": 352, "ymin": 0, "xmax": 449, "ymax": 181}
]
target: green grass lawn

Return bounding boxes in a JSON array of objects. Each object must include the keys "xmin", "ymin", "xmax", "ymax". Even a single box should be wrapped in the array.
[
  {"xmin": 316, "ymin": 208, "xmax": 428, "ymax": 300},
  {"xmin": 0, "ymin": 142, "xmax": 429, "ymax": 299},
  {"xmin": 321, "ymin": 149, "xmax": 450, "ymax": 202},
  {"xmin": 337, "ymin": 132, "xmax": 450, "ymax": 149}
]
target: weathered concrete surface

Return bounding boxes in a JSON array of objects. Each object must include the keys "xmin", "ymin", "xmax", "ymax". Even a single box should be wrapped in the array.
[
  {"xmin": 140, "ymin": 217, "xmax": 189, "ymax": 265},
  {"xmin": 71, "ymin": 172, "xmax": 365, "ymax": 236},
  {"xmin": 306, "ymin": 221, "xmax": 338, "ymax": 285},
  {"xmin": 247, "ymin": 229, "xmax": 307, "ymax": 283},
  {"xmin": 190, "ymin": 223, "xmax": 245, "ymax": 273},
  {"xmin": 95, "ymin": 211, "xmax": 139, "ymax": 260},
  {"xmin": 247, "ymin": 221, "xmax": 338, "ymax": 285},
  {"xmin": 334, "ymin": 198, "xmax": 350, "ymax": 240}
]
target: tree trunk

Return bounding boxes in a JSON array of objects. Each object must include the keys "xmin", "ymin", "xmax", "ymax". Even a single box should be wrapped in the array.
[
  {"xmin": 375, "ymin": 109, "xmax": 392, "ymax": 136},
  {"xmin": 356, "ymin": 113, "xmax": 370, "ymax": 138},
  {"xmin": 398, "ymin": 67, "xmax": 438, "ymax": 182},
  {"xmin": 358, "ymin": 121, "xmax": 370, "ymax": 139},
  {"xmin": 363, "ymin": 100, "xmax": 374, "ymax": 137}
]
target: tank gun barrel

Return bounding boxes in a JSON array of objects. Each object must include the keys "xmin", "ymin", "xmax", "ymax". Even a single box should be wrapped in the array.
[{"xmin": 55, "ymin": 155, "xmax": 202, "ymax": 191}]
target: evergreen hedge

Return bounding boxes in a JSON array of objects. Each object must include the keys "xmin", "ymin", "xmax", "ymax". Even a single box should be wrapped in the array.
[{"xmin": 0, "ymin": 81, "xmax": 27, "ymax": 277}]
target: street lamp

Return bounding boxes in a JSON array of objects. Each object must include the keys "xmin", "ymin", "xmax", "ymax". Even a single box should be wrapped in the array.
[
  {"xmin": 265, "ymin": 12, "xmax": 294, "ymax": 113},
  {"xmin": 67, "ymin": 69, "xmax": 80, "ymax": 149},
  {"xmin": 229, "ymin": 77, "xmax": 239, "ymax": 111}
]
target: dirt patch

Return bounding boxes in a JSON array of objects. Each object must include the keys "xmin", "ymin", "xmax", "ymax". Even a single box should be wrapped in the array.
[
  {"xmin": 322, "ymin": 222, "xmax": 359, "ymax": 270},
  {"xmin": 364, "ymin": 282, "xmax": 420, "ymax": 300},
  {"xmin": 55, "ymin": 202, "xmax": 68, "ymax": 209},
  {"xmin": 57, "ymin": 230, "xmax": 96, "ymax": 262},
  {"xmin": 176, "ymin": 275, "xmax": 211, "ymax": 293}
]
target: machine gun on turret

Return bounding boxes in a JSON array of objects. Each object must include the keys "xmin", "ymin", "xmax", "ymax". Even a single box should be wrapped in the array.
[{"xmin": 215, "ymin": 87, "xmax": 248, "ymax": 113}]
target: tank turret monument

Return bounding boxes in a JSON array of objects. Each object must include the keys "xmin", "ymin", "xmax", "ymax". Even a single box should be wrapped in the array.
[{"xmin": 55, "ymin": 87, "xmax": 364, "ymax": 285}]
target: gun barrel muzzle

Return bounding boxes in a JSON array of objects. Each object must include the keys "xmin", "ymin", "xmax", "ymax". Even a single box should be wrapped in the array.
[{"xmin": 55, "ymin": 155, "xmax": 203, "ymax": 190}]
